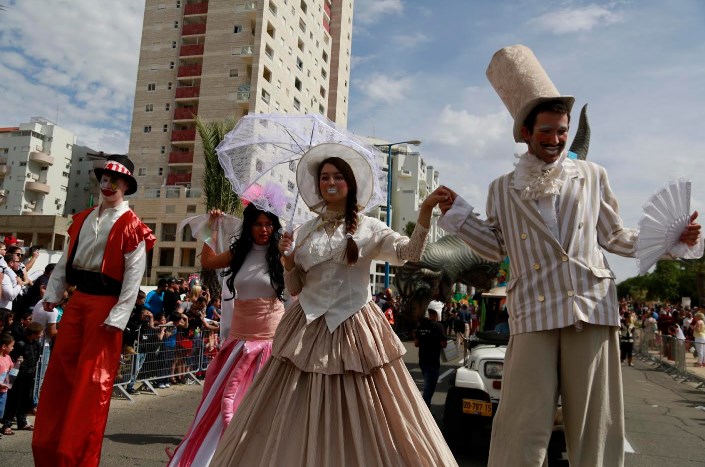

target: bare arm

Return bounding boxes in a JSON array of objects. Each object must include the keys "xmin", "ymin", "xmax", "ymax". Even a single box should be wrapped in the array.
[{"xmin": 201, "ymin": 243, "xmax": 232, "ymax": 270}]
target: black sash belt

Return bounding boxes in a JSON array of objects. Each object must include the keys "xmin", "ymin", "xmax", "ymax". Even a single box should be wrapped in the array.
[{"xmin": 67, "ymin": 268, "xmax": 123, "ymax": 297}]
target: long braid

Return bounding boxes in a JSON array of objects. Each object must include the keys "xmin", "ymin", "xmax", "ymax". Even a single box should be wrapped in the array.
[{"xmin": 344, "ymin": 193, "xmax": 360, "ymax": 265}]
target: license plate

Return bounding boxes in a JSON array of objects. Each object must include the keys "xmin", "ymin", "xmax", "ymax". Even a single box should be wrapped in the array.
[{"xmin": 462, "ymin": 399, "xmax": 493, "ymax": 417}]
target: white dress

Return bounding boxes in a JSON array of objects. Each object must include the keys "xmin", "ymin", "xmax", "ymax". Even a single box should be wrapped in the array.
[{"xmin": 212, "ymin": 212, "xmax": 457, "ymax": 466}]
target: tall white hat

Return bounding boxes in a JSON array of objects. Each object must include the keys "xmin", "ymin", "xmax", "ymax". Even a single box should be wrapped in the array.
[{"xmin": 486, "ymin": 44, "xmax": 574, "ymax": 143}]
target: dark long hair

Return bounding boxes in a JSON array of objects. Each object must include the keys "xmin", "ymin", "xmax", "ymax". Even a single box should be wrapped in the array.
[
  {"xmin": 223, "ymin": 204, "xmax": 285, "ymax": 300},
  {"xmin": 317, "ymin": 157, "xmax": 360, "ymax": 265}
]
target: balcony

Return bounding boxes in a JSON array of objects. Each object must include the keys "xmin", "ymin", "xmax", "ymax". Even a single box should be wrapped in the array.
[
  {"xmin": 169, "ymin": 151, "xmax": 194, "ymax": 164},
  {"xmin": 167, "ymin": 173, "xmax": 192, "ymax": 185},
  {"xmin": 184, "ymin": 2, "xmax": 208, "ymax": 16},
  {"xmin": 29, "ymin": 150, "xmax": 55, "ymax": 167},
  {"xmin": 0, "ymin": 165, "xmax": 8, "ymax": 177},
  {"xmin": 171, "ymin": 129, "xmax": 196, "ymax": 142},
  {"xmin": 182, "ymin": 23, "xmax": 206, "ymax": 36},
  {"xmin": 180, "ymin": 43, "xmax": 205, "ymax": 57},
  {"xmin": 175, "ymin": 86, "xmax": 200, "ymax": 99},
  {"xmin": 174, "ymin": 107, "xmax": 198, "ymax": 120},
  {"xmin": 25, "ymin": 180, "xmax": 51, "ymax": 194},
  {"xmin": 240, "ymin": 45, "xmax": 255, "ymax": 60},
  {"xmin": 177, "ymin": 64, "xmax": 202, "ymax": 78}
]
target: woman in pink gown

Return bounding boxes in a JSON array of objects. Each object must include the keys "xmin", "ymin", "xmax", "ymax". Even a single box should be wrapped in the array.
[{"xmin": 168, "ymin": 204, "xmax": 285, "ymax": 466}]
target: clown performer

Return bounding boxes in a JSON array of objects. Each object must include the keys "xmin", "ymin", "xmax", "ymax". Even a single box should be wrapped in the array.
[
  {"xmin": 438, "ymin": 44, "xmax": 703, "ymax": 467},
  {"xmin": 32, "ymin": 154, "xmax": 156, "ymax": 467}
]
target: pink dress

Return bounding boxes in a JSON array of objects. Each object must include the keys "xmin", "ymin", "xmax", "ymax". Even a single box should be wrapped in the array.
[{"xmin": 168, "ymin": 244, "xmax": 285, "ymax": 467}]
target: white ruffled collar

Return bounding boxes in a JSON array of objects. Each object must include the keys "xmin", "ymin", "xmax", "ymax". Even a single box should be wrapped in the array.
[{"xmin": 513, "ymin": 151, "xmax": 567, "ymax": 200}]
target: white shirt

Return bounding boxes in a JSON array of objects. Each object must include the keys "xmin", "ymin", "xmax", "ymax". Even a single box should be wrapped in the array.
[
  {"xmin": 234, "ymin": 243, "xmax": 277, "ymax": 299},
  {"xmin": 32, "ymin": 300, "xmax": 58, "ymax": 327},
  {"xmin": 287, "ymin": 214, "xmax": 428, "ymax": 332},
  {"xmin": 0, "ymin": 266, "xmax": 21, "ymax": 309},
  {"xmin": 45, "ymin": 201, "xmax": 148, "ymax": 330}
]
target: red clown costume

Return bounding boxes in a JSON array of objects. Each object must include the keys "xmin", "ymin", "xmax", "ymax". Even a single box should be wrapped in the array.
[{"xmin": 32, "ymin": 155, "xmax": 155, "ymax": 467}]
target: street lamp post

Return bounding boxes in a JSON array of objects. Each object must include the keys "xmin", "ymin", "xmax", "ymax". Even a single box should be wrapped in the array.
[{"xmin": 373, "ymin": 139, "xmax": 422, "ymax": 291}]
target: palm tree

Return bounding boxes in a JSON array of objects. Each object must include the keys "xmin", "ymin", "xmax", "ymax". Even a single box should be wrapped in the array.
[{"xmin": 195, "ymin": 115, "xmax": 243, "ymax": 296}]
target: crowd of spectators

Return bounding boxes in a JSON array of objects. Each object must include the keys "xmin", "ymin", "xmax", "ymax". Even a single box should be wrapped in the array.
[{"xmin": 618, "ymin": 299, "xmax": 705, "ymax": 367}]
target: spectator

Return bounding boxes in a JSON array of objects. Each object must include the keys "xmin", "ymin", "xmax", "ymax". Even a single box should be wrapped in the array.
[
  {"xmin": 21, "ymin": 263, "xmax": 55, "ymax": 313},
  {"xmin": 0, "ymin": 333, "xmax": 15, "ymax": 429},
  {"xmin": 1, "ymin": 321, "xmax": 43, "ymax": 434},
  {"xmin": 206, "ymin": 296, "xmax": 221, "ymax": 321},
  {"xmin": 145, "ymin": 278, "xmax": 167, "ymax": 318},
  {"xmin": 415, "ymin": 301, "xmax": 448, "ymax": 407},
  {"xmin": 494, "ymin": 307, "xmax": 510, "ymax": 335},
  {"xmin": 693, "ymin": 320, "xmax": 705, "ymax": 367},
  {"xmin": 23, "ymin": 246, "xmax": 41, "ymax": 275},
  {"xmin": 620, "ymin": 315, "xmax": 636, "ymax": 366},
  {"xmin": 162, "ymin": 278, "xmax": 181, "ymax": 318},
  {"xmin": 0, "ymin": 253, "xmax": 22, "ymax": 312},
  {"xmin": 31, "ymin": 300, "xmax": 58, "ymax": 341}
]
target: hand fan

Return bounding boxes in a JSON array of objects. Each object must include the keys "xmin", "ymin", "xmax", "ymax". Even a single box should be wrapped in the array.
[{"xmin": 636, "ymin": 179, "xmax": 691, "ymax": 274}]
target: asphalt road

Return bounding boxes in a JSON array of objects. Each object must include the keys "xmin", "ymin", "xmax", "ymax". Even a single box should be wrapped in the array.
[{"xmin": 2, "ymin": 344, "xmax": 705, "ymax": 466}]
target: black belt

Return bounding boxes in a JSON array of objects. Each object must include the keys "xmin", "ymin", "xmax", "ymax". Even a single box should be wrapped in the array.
[{"xmin": 67, "ymin": 268, "xmax": 123, "ymax": 297}]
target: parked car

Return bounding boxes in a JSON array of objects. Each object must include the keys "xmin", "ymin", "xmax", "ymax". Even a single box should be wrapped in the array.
[{"xmin": 443, "ymin": 331, "xmax": 567, "ymax": 464}]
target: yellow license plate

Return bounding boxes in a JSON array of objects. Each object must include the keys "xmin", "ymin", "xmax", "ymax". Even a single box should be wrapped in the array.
[{"xmin": 462, "ymin": 399, "xmax": 493, "ymax": 417}]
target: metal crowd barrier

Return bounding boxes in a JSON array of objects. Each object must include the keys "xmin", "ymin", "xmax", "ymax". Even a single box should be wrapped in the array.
[
  {"xmin": 633, "ymin": 328, "xmax": 692, "ymax": 381},
  {"xmin": 113, "ymin": 325, "xmax": 219, "ymax": 401}
]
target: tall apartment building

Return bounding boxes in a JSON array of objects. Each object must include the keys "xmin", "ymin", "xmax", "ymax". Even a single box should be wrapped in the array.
[{"xmin": 128, "ymin": 0, "xmax": 354, "ymax": 284}]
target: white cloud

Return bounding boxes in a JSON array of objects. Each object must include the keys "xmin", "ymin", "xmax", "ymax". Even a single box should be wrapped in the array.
[
  {"xmin": 430, "ymin": 106, "xmax": 511, "ymax": 152},
  {"xmin": 356, "ymin": 74, "xmax": 414, "ymax": 103},
  {"xmin": 391, "ymin": 32, "xmax": 430, "ymax": 48},
  {"xmin": 529, "ymin": 4, "xmax": 624, "ymax": 34},
  {"xmin": 355, "ymin": 0, "xmax": 404, "ymax": 25}
]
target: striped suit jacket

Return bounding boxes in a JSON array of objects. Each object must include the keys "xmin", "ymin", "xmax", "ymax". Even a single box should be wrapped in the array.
[{"xmin": 440, "ymin": 158, "xmax": 637, "ymax": 335}]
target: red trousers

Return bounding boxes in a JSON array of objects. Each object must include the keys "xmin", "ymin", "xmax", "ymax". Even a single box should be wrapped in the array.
[{"xmin": 32, "ymin": 291, "xmax": 122, "ymax": 467}]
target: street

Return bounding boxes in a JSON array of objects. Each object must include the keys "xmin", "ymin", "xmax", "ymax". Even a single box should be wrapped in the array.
[{"xmin": 2, "ymin": 343, "xmax": 705, "ymax": 466}]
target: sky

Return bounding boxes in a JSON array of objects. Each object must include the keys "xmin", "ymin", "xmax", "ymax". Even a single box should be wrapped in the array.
[{"xmin": 2, "ymin": 0, "xmax": 705, "ymax": 282}]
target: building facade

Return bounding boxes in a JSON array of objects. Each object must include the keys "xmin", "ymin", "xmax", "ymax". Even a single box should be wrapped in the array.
[{"xmin": 128, "ymin": 0, "xmax": 353, "ymax": 283}]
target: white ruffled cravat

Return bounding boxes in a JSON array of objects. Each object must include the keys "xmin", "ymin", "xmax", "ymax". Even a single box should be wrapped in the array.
[{"xmin": 513, "ymin": 151, "xmax": 568, "ymax": 240}]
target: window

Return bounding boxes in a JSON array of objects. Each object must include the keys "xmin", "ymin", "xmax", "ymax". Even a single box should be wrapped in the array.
[
  {"xmin": 296, "ymin": 57, "xmax": 303, "ymax": 70},
  {"xmin": 266, "ymin": 22, "xmax": 275, "ymax": 38},
  {"xmin": 322, "ymin": 51, "xmax": 328, "ymax": 63},
  {"xmin": 293, "ymin": 97, "xmax": 300, "ymax": 110},
  {"xmin": 168, "ymin": 82, "xmax": 173, "ymax": 90},
  {"xmin": 158, "ymin": 168, "xmax": 164, "ymax": 176},
  {"xmin": 163, "ymin": 124, "xmax": 169, "ymax": 132},
  {"xmin": 289, "ymin": 161, "xmax": 296, "ymax": 171},
  {"xmin": 297, "ymin": 38, "xmax": 304, "ymax": 52},
  {"xmin": 268, "ymin": 0, "xmax": 277, "ymax": 15},
  {"xmin": 261, "ymin": 89, "xmax": 270, "ymax": 104},
  {"xmin": 172, "ymin": 41, "xmax": 177, "ymax": 48},
  {"xmin": 145, "ymin": 104, "xmax": 154, "ymax": 112},
  {"xmin": 234, "ymin": 25, "xmax": 242, "ymax": 33},
  {"xmin": 264, "ymin": 44, "xmax": 274, "ymax": 59},
  {"xmin": 182, "ymin": 223, "xmax": 196, "ymax": 241},
  {"xmin": 294, "ymin": 77, "xmax": 302, "ymax": 91},
  {"xmin": 319, "ymin": 86, "xmax": 326, "ymax": 98},
  {"xmin": 288, "ymin": 181, "xmax": 295, "ymax": 192},
  {"xmin": 161, "ymin": 223, "xmax": 177, "ymax": 241},
  {"xmin": 230, "ymin": 68, "xmax": 239, "ymax": 77},
  {"xmin": 299, "ymin": 18, "xmax": 306, "ymax": 33},
  {"xmin": 138, "ymin": 168, "xmax": 147, "ymax": 176},
  {"xmin": 158, "ymin": 248, "xmax": 175, "ymax": 266},
  {"xmin": 186, "ymin": 205, "xmax": 197, "ymax": 214},
  {"xmin": 144, "ymin": 126, "xmax": 152, "ymax": 133},
  {"xmin": 174, "ymin": 21, "xmax": 179, "ymax": 28},
  {"xmin": 255, "ymin": 159, "xmax": 264, "ymax": 172},
  {"xmin": 150, "ymin": 63, "xmax": 159, "ymax": 71},
  {"xmin": 321, "ymin": 68, "xmax": 327, "ymax": 79},
  {"xmin": 147, "ymin": 83, "xmax": 156, "ymax": 91},
  {"xmin": 263, "ymin": 66, "xmax": 272, "ymax": 82},
  {"xmin": 169, "ymin": 61, "xmax": 175, "ymax": 69},
  {"xmin": 181, "ymin": 248, "xmax": 196, "ymax": 267},
  {"xmin": 165, "ymin": 103, "xmax": 171, "ymax": 110},
  {"xmin": 300, "ymin": 0, "xmax": 307, "ymax": 13},
  {"xmin": 176, "ymin": 0, "xmax": 181, "ymax": 7},
  {"xmin": 161, "ymin": 146, "xmax": 166, "ymax": 154}
]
